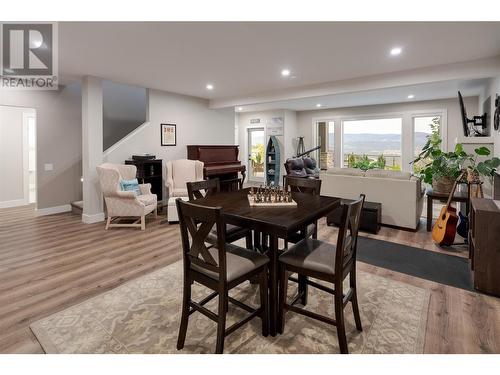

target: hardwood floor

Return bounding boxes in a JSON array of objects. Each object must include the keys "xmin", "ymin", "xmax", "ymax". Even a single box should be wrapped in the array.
[{"xmin": 0, "ymin": 205, "xmax": 498, "ymax": 353}]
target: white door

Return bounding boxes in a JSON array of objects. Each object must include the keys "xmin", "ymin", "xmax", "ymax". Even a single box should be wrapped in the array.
[
  {"xmin": 0, "ymin": 106, "xmax": 35, "ymax": 208},
  {"xmin": 247, "ymin": 128, "xmax": 265, "ymax": 182}
]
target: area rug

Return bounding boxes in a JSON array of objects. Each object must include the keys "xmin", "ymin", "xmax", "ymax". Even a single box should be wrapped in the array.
[
  {"xmin": 357, "ymin": 237, "xmax": 473, "ymax": 291},
  {"xmin": 31, "ymin": 261, "xmax": 430, "ymax": 354}
]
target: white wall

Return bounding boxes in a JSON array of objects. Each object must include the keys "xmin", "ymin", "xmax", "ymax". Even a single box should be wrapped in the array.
[
  {"xmin": 0, "ymin": 83, "xmax": 82, "ymax": 210},
  {"xmin": 104, "ymin": 88, "xmax": 235, "ymax": 198},
  {"xmin": 0, "ymin": 106, "xmax": 35, "ymax": 207},
  {"xmin": 237, "ymin": 109, "xmax": 298, "ymax": 182},
  {"xmin": 481, "ymin": 76, "xmax": 500, "ymax": 157}
]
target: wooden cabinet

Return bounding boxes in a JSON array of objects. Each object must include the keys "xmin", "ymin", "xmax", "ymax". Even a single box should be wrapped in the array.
[
  {"xmin": 469, "ymin": 198, "xmax": 500, "ymax": 296},
  {"xmin": 125, "ymin": 159, "xmax": 163, "ymax": 203}
]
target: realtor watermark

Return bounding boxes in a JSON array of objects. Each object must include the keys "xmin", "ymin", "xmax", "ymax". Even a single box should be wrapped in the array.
[{"xmin": 0, "ymin": 22, "xmax": 58, "ymax": 90}]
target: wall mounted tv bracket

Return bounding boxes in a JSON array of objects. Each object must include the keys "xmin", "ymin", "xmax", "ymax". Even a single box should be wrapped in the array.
[{"xmin": 494, "ymin": 94, "xmax": 500, "ymax": 131}]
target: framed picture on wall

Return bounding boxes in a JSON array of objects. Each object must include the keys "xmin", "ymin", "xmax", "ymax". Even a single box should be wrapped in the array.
[{"xmin": 161, "ymin": 123, "xmax": 176, "ymax": 146}]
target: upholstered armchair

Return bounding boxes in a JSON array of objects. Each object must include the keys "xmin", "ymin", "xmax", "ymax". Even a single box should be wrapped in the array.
[
  {"xmin": 97, "ymin": 163, "xmax": 157, "ymax": 230},
  {"xmin": 165, "ymin": 159, "xmax": 204, "ymax": 222}
]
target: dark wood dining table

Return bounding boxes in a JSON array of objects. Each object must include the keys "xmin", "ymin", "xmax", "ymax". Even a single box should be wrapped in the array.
[{"xmin": 194, "ymin": 187, "xmax": 341, "ymax": 336}]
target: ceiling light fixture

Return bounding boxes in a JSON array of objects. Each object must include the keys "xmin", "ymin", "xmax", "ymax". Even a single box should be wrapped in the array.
[
  {"xmin": 237, "ymin": 107, "xmax": 243, "ymax": 111},
  {"xmin": 316, "ymin": 104, "xmax": 322, "ymax": 108},
  {"xmin": 407, "ymin": 94, "xmax": 415, "ymax": 99},
  {"xmin": 281, "ymin": 69, "xmax": 291, "ymax": 77},
  {"xmin": 206, "ymin": 84, "xmax": 214, "ymax": 90},
  {"xmin": 390, "ymin": 47, "xmax": 402, "ymax": 56}
]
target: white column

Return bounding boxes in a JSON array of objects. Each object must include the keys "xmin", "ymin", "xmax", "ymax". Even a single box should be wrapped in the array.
[
  {"xmin": 401, "ymin": 112, "xmax": 413, "ymax": 173},
  {"xmin": 82, "ymin": 76, "xmax": 104, "ymax": 223}
]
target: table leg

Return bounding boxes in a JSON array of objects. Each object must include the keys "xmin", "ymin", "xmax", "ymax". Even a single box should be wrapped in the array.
[
  {"xmin": 427, "ymin": 195, "xmax": 433, "ymax": 232},
  {"xmin": 268, "ymin": 233, "xmax": 279, "ymax": 336}
]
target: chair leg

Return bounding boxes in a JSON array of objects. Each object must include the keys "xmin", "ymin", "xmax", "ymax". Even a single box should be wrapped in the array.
[
  {"xmin": 278, "ymin": 264, "xmax": 288, "ymax": 334},
  {"xmin": 245, "ymin": 231, "xmax": 253, "ymax": 250},
  {"xmin": 177, "ymin": 275, "xmax": 192, "ymax": 350},
  {"xmin": 215, "ymin": 290, "xmax": 227, "ymax": 354},
  {"xmin": 298, "ymin": 274, "xmax": 308, "ymax": 306},
  {"xmin": 259, "ymin": 267, "xmax": 269, "ymax": 337},
  {"xmin": 140, "ymin": 215, "xmax": 145, "ymax": 230},
  {"xmin": 105, "ymin": 216, "xmax": 111, "ymax": 230},
  {"xmin": 350, "ymin": 270, "xmax": 363, "ymax": 331},
  {"xmin": 334, "ymin": 291, "xmax": 348, "ymax": 354},
  {"xmin": 312, "ymin": 221, "xmax": 318, "ymax": 239}
]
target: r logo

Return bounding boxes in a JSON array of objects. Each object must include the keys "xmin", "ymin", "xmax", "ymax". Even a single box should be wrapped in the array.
[{"xmin": 2, "ymin": 23, "xmax": 53, "ymax": 76}]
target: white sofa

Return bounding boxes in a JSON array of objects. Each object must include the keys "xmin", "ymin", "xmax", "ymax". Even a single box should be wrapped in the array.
[{"xmin": 321, "ymin": 168, "xmax": 425, "ymax": 230}]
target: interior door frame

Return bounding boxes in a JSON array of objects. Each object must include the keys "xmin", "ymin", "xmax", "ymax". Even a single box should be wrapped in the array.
[{"xmin": 246, "ymin": 126, "xmax": 266, "ymax": 183}]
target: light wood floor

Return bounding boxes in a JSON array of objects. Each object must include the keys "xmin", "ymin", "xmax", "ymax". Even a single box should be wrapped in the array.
[{"xmin": 0, "ymin": 205, "xmax": 498, "ymax": 354}]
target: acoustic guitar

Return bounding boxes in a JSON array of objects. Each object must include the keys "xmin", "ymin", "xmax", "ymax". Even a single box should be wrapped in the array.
[{"xmin": 431, "ymin": 171, "xmax": 466, "ymax": 246}]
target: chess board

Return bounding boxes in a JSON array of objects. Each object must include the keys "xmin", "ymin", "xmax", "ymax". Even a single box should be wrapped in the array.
[{"xmin": 247, "ymin": 195, "xmax": 297, "ymax": 207}]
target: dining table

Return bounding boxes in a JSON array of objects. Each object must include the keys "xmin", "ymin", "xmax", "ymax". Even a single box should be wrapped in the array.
[{"xmin": 194, "ymin": 187, "xmax": 341, "ymax": 336}]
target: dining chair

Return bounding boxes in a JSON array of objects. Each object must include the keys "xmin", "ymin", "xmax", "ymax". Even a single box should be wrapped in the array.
[
  {"xmin": 176, "ymin": 199, "xmax": 269, "ymax": 354},
  {"xmin": 186, "ymin": 179, "xmax": 253, "ymax": 250},
  {"xmin": 278, "ymin": 194, "xmax": 365, "ymax": 354},
  {"xmin": 283, "ymin": 176, "xmax": 323, "ymax": 304},
  {"xmin": 284, "ymin": 176, "xmax": 322, "ymax": 244}
]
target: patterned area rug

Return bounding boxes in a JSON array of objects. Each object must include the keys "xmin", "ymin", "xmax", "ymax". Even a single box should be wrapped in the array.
[{"xmin": 31, "ymin": 261, "xmax": 429, "ymax": 354}]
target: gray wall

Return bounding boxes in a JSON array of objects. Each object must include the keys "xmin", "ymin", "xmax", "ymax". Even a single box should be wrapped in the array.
[
  {"xmin": 104, "ymin": 88, "xmax": 235, "ymax": 198},
  {"xmin": 0, "ymin": 83, "xmax": 82, "ymax": 210},
  {"xmin": 103, "ymin": 80, "xmax": 147, "ymax": 150}
]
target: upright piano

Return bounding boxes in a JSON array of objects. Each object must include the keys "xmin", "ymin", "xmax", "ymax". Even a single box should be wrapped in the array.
[{"xmin": 187, "ymin": 145, "xmax": 246, "ymax": 190}]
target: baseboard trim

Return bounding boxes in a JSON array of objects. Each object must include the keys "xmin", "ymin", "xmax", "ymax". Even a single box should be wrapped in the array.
[
  {"xmin": 0, "ymin": 198, "xmax": 29, "ymax": 209},
  {"xmin": 82, "ymin": 212, "xmax": 105, "ymax": 224},
  {"xmin": 35, "ymin": 204, "xmax": 72, "ymax": 216}
]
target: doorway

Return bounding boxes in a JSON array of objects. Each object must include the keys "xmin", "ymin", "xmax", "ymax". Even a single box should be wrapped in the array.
[
  {"xmin": 0, "ymin": 106, "xmax": 36, "ymax": 208},
  {"xmin": 247, "ymin": 127, "xmax": 265, "ymax": 182}
]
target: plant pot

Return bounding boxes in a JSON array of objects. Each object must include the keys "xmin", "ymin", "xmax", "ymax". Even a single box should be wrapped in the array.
[
  {"xmin": 467, "ymin": 168, "xmax": 481, "ymax": 184},
  {"xmin": 432, "ymin": 176, "xmax": 455, "ymax": 194}
]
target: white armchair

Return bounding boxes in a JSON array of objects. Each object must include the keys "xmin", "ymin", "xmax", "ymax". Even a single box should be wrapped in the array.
[
  {"xmin": 97, "ymin": 163, "xmax": 157, "ymax": 230},
  {"xmin": 165, "ymin": 159, "xmax": 204, "ymax": 222}
]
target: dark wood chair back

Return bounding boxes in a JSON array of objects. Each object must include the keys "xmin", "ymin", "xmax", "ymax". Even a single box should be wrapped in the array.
[
  {"xmin": 285, "ymin": 176, "xmax": 322, "ymax": 195},
  {"xmin": 187, "ymin": 178, "xmax": 221, "ymax": 201},
  {"xmin": 176, "ymin": 198, "xmax": 227, "ymax": 283},
  {"xmin": 335, "ymin": 194, "xmax": 365, "ymax": 277}
]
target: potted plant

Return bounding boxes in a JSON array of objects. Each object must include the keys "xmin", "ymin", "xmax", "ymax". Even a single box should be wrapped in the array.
[
  {"xmin": 413, "ymin": 121, "xmax": 465, "ymax": 194},
  {"xmin": 464, "ymin": 146, "xmax": 500, "ymax": 185}
]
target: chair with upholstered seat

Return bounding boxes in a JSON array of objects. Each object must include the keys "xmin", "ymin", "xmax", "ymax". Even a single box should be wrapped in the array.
[
  {"xmin": 278, "ymin": 195, "xmax": 365, "ymax": 354},
  {"xmin": 166, "ymin": 159, "xmax": 204, "ymax": 223},
  {"xmin": 284, "ymin": 176, "xmax": 322, "ymax": 245},
  {"xmin": 186, "ymin": 178, "xmax": 253, "ymax": 249},
  {"xmin": 175, "ymin": 199, "xmax": 269, "ymax": 354},
  {"xmin": 96, "ymin": 163, "xmax": 158, "ymax": 230}
]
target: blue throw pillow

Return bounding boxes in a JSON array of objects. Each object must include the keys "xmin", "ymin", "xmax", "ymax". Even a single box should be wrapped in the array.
[{"xmin": 120, "ymin": 178, "xmax": 141, "ymax": 196}]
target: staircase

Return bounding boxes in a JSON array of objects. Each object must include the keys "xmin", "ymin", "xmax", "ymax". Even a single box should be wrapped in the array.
[{"xmin": 70, "ymin": 200, "xmax": 83, "ymax": 215}]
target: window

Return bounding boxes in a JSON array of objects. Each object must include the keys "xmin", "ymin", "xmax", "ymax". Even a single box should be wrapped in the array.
[
  {"xmin": 413, "ymin": 116, "xmax": 441, "ymax": 173},
  {"xmin": 342, "ymin": 118, "xmax": 402, "ymax": 171}
]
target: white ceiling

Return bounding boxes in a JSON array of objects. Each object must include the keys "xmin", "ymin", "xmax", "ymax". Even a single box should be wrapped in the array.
[
  {"xmin": 59, "ymin": 22, "xmax": 500, "ymax": 103},
  {"xmin": 236, "ymin": 78, "xmax": 490, "ymax": 112}
]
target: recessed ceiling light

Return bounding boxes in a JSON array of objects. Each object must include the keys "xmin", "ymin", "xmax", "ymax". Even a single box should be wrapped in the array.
[
  {"xmin": 407, "ymin": 94, "xmax": 415, "ymax": 99},
  {"xmin": 281, "ymin": 69, "xmax": 291, "ymax": 77},
  {"xmin": 390, "ymin": 47, "xmax": 402, "ymax": 56},
  {"xmin": 316, "ymin": 103, "xmax": 322, "ymax": 108},
  {"xmin": 206, "ymin": 84, "xmax": 214, "ymax": 90},
  {"xmin": 237, "ymin": 107, "xmax": 243, "ymax": 111}
]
